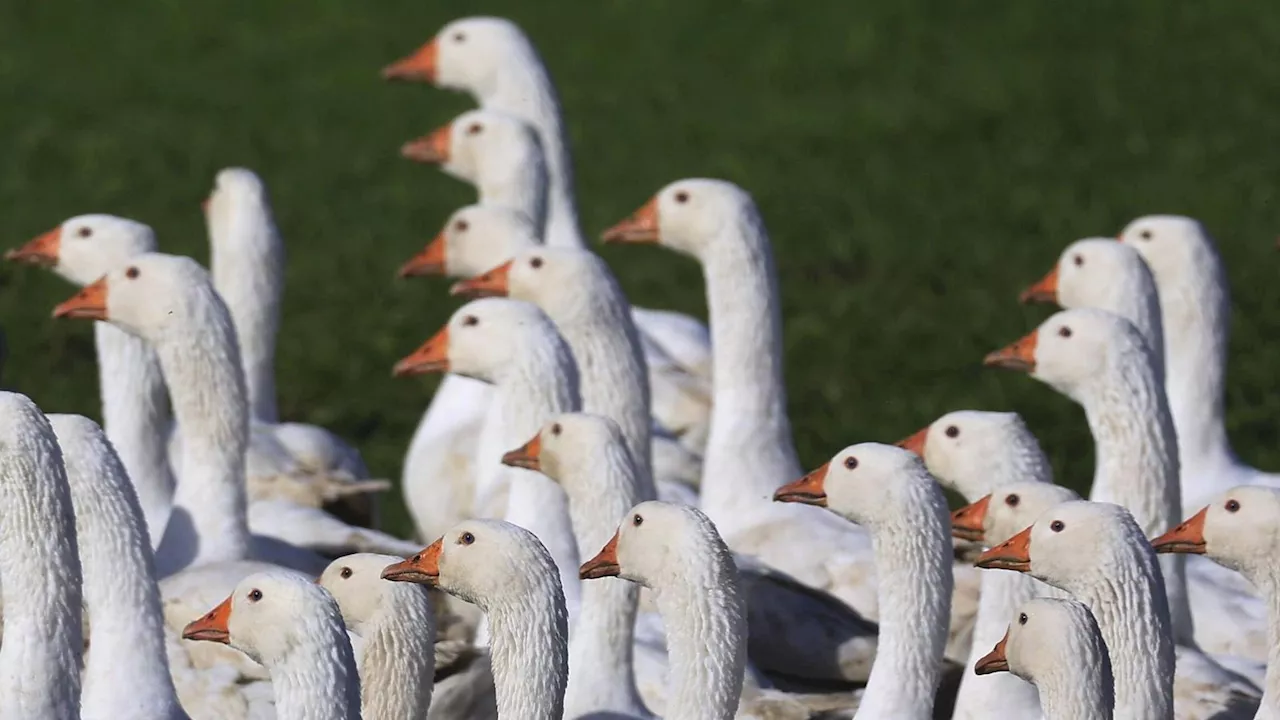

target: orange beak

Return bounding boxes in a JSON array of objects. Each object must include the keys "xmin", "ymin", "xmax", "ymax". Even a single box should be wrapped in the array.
[
  {"xmin": 951, "ymin": 494, "xmax": 991, "ymax": 542},
  {"xmin": 398, "ymin": 233, "xmax": 448, "ymax": 278},
  {"xmin": 975, "ymin": 524, "xmax": 1033, "ymax": 572},
  {"xmin": 52, "ymin": 277, "xmax": 109, "ymax": 321},
  {"xmin": 973, "ymin": 631, "xmax": 1010, "ymax": 675},
  {"xmin": 580, "ymin": 532, "xmax": 622, "ymax": 580},
  {"xmin": 601, "ymin": 197, "xmax": 660, "ymax": 244},
  {"xmin": 896, "ymin": 426, "xmax": 929, "ymax": 458},
  {"xmin": 1019, "ymin": 266, "xmax": 1060, "ymax": 304},
  {"xmin": 182, "ymin": 595, "xmax": 233, "ymax": 644},
  {"xmin": 401, "ymin": 125, "xmax": 451, "ymax": 164},
  {"xmin": 382, "ymin": 38, "xmax": 439, "ymax": 83},
  {"xmin": 393, "ymin": 326, "xmax": 450, "ymax": 377},
  {"xmin": 773, "ymin": 462, "xmax": 829, "ymax": 506},
  {"xmin": 983, "ymin": 330, "xmax": 1038, "ymax": 373},
  {"xmin": 501, "ymin": 432, "xmax": 542, "ymax": 471},
  {"xmin": 450, "ymin": 260, "xmax": 512, "ymax": 298},
  {"xmin": 1150, "ymin": 506, "xmax": 1208, "ymax": 555},
  {"xmin": 6, "ymin": 227, "xmax": 61, "ymax": 267},
  {"xmin": 381, "ymin": 538, "xmax": 443, "ymax": 585}
]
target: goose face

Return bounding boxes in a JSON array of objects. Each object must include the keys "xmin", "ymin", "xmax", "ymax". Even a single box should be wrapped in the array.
[
  {"xmin": 401, "ymin": 204, "xmax": 537, "ymax": 279},
  {"xmin": 183, "ymin": 570, "xmax": 335, "ymax": 666},
  {"xmin": 601, "ymin": 179, "xmax": 753, "ymax": 259},
  {"xmin": 898, "ymin": 410, "xmax": 1028, "ymax": 498},
  {"xmin": 384, "ymin": 17, "xmax": 522, "ymax": 92},
  {"xmin": 986, "ymin": 308, "xmax": 1136, "ymax": 403},
  {"xmin": 1153, "ymin": 486, "xmax": 1280, "ymax": 578},
  {"xmin": 52, "ymin": 253, "xmax": 212, "ymax": 342},
  {"xmin": 954, "ymin": 482, "xmax": 1081, "ymax": 546},
  {"xmin": 979, "ymin": 500, "xmax": 1133, "ymax": 591},
  {"xmin": 779, "ymin": 443, "xmax": 926, "ymax": 529},
  {"xmin": 204, "ymin": 167, "xmax": 267, "ymax": 240},
  {"xmin": 7, "ymin": 215, "xmax": 156, "ymax": 286},
  {"xmin": 318, "ymin": 553, "xmax": 406, "ymax": 629},
  {"xmin": 979, "ymin": 598, "xmax": 1104, "ymax": 683},
  {"xmin": 457, "ymin": 247, "xmax": 609, "ymax": 318},
  {"xmin": 504, "ymin": 412, "xmax": 621, "ymax": 484},
  {"xmin": 393, "ymin": 297, "xmax": 551, "ymax": 382},
  {"xmin": 582, "ymin": 500, "xmax": 710, "ymax": 589},
  {"xmin": 402, "ymin": 109, "xmax": 538, "ymax": 185},
  {"xmin": 1028, "ymin": 238, "xmax": 1151, "ymax": 310},
  {"xmin": 385, "ymin": 520, "xmax": 550, "ymax": 610},
  {"xmin": 1118, "ymin": 214, "xmax": 1214, "ymax": 288}
]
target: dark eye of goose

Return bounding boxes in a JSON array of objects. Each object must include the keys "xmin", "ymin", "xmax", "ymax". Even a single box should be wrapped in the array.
[
  {"xmin": 633, "ymin": 514, "xmax": 644, "ymax": 526},
  {"xmin": 674, "ymin": 191, "xmax": 689, "ymax": 204},
  {"xmin": 466, "ymin": 123, "xmax": 483, "ymax": 136},
  {"xmin": 945, "ymin": 425, "xmax": 959, "ymax": 438},
  {"xmin": 1018, "ymin": 612, "xmax": 1028, "ymax": 625},
  {"xmin": 1073, "ymin": 254, "xmax": 1084, "ymax": 267},
  {"xmin": 454, "ymin": 219, "xmax": 469, "ymax": 232},
  {"xmin": 453, "ymin": 32, "xmax": 466, "ymax": 42},
  {"xmin": 77, "ymin": 227, "xmax": 92, "ymax": 238},
  {"xmin": 461, "ymin": 532, "xmax": 475, "ymax": 545},
  {"xmin": 1050, "ymin": 520, "xmax": 1065, "ymax": 532},
  {"xmin": 462, "ymin": 315, "xmax": 478, "ymax": 327},
  {"xmin": 1140, "ymin": 229, "xmax": 1153, "ymax": 241},
  {"xmin": 530, "ymin": 257, "xmax": 543, "ymax": 269},
  {"xmin": 1226, "ymin": 499, "xmax": 1241, "ymax": 513},
  {"xmin": 248, "ymin": 589, "xmax": 263, "ymax": 602},
  {"xmin": 1058, "ymin": 327, "xmax": 1072, "ymax": 338},
  {"xmin": 550, "ymin": 423, "xmax": 562, "ymax": 436},
  {"xmin": 126, "ymin": 266, "xmax": 140, "ymax": 279},
  {"xmin": 844, "ymin": 456, "xmax": 858, "ymax": 470},
  {"xmin": 339, "ymin": 567, "xmax": 352, "ymax": 579},
  {"xmin": 1005, "ymin": 494, "xmax": 1020, "ymax": 507}
]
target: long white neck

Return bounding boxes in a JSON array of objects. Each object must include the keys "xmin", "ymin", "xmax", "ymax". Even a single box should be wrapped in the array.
[
  {"xmin": 486, "ymin": 47, "xmax": 582, "ymax": 248},
  {"xmin": 93, "ymin": 321, "xmax": 174, "ymax": 543},
  {"xmin": 560, "ymin": 440, "xmax": 648, "ymax": 719},
  {"xmin": 1079, "ymin": 352, "xmax": 1194, "ymax": 645},
  {"xmin": 476, "ymin": 141, "xmax": 549, "ymax": 241},
  {"xmin": 1034, "ymin": 626, "xmax": 1115, "ymax": 720},
  {"xmin": 353, "ymin": 588, "xmax": 436, "ymax": 720},
  {"xmin": 0, "ymin": 420, "xmax": 83, "ymax": 720},
  {"xmin": 698, "ymin": 208, "xmax": 801, "ymax": 523},
  {"xmin": 57, "ymin": 417, "xmax": 185, "ymax": 720},
  {"xmin": 486, "ymin": 575, "xmax": 570, "ymax": 720},
  {"xmin": 150, "ymin": 300, "xmax": 251, "ymax": 576},
  {"xmin": 952, "ymin": 571, "xmax": 1045, "ymax": 719},
  {"xmin": 269, "ymin": 615, "xmax": 362, "ymax": 720},
  {"xmin": 1065, "ymin": 544, "xmax": 1175, "ymax": 719},
  {"xmin": 655, "ymin": 542, "xmax": 747, "ymax": 720},
  {"xmin": 209, "ymin": 195, "xmax": 283, "ymax": 424},
  {"xmin": 855, "ymin": 484, "xmax": 951, "ymax": 720}
]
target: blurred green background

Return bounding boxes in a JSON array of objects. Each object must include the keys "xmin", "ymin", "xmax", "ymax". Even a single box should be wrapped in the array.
[{"xmin": 2, "ymin": 0, "xmax": 1277, "ymax": 536}]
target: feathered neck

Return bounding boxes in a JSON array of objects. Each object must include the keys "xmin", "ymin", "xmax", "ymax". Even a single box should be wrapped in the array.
[
  {"xmin": 149, "ymin": 292, "xmax": 251, "ymax": 576},
  {"xmin": 0, "ymin": 411, "xmax": 83, "ymax": 720},
  {"xmin": 266, "ymin": 609, "xmax": 362, "ymax": 720},
  {"xmin": 209, "ymin": 193, "xmax": 283, "ymax": 424},
  {"xmin": 1035, "ymin": 623, "xmax": 1115, "ymax": 720},
  {"xmin": 474, "ymin": 139, "xmax": 549, "ymax": 242},
  {"xmin": 484, "ymin": 568, "xmax": 570, "ymax": 720},
  {"xmin": 352, "ymin": 587, "xmax": 435, "ymax": 720}
]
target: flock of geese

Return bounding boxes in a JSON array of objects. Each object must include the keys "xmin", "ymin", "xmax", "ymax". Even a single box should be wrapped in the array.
[{"xmin": 2, "ymin": 12, "xmax": 1279, "ymax": 720}]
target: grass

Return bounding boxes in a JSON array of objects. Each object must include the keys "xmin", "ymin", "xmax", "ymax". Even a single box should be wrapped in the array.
[{"xmin": 1, "ymin": 0, "xmax": 1278, "ymax": 537}]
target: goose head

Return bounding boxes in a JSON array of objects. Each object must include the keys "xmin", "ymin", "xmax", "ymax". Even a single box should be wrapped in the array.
[
  {"xmin": 401, "ymin": 109, "xmax": 541, "ymax": 185},
  {"xmin": 382, "ymin": 519, "xmax": 560, "ymax": 611},
  {"xmin": 775, "ymin": 443, "xmax": 935, "ymax": 529},
  {"xmin": 1022, "ymin": 237, "xmax": 1157, "ymax": 312},
  {"xmin": 580, "ymin": 500, "xmax": 730, "ymax": 591},
  {"xmin": 51, "ymin": 252, "xmax": 222, "ymax": 343},
  {"xmin": 392, "ymin": 297, "xmax": 559, "ymax": 383},
  {"xmin": 502, "ymin": 412, "xmax": 630, "ymax": 489},
  {"xmin": 1152, "ymin": 485, "xmax": 1280, "ymax": 580},
  {"xmin": 399, "ymin": 204, "xmax": 538, "ymax": 279},
  {"xmin": 382, "ymin": 17, "xmax": 530, "ymax": 93},
  {"xmin": 896, "ymin": 410, "xmax": 1048, "ymax": 501},
  {"xmin": 951, "ymin": 481, "xmax": 1081, "ymax": 545},
  {"xmin": 203, "ymin": 167, "xmax": 271, "ymax": 241},
  {"xmin": 182, "ymin": 569, "xmax": 345, "ymax": 666},
  {"xmin": 7, "ymin": 215, "xmax": 156, "ymax": 286},
  {"xmin": 601, "ymin": 179, "xmax": 758, "ymax": 260},
  {"xmin": 1117, "ymin": 215, "xmax": 1219, "ymax": 292},
  {"xmin": 984, "ymin": 307, "xmax": 1149, "ymax": 404},
  {"xmin": 975, "ymin": 597, "xmax": 1111, "ymax": 688},
  {"xmin": 452, "ymin": 246, "xmax": 618, "ymax": 319},
  {"xmin": 319, "ymin": 553, "xmax": 422, "ymax": 632}
]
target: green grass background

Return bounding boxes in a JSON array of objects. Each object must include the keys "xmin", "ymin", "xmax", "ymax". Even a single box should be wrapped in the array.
[{"xmin": 1, "ymin": 1, "xmax": 1278, "ymax": 536}]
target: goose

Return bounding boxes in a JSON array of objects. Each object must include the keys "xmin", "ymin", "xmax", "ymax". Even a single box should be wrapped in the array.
[
  {"xmin": 1152, "ymin": 486, "xmax": 1280, "ymax": 717},
  {"xmin": 383, "ymin": 520, "xmax": 569, "ymax": 720},
  {"xmin": 399, "ymin": 203, "xmax": 539, "ymax": 280},
  {"xmin": 183, "ymin": 570, "xmax": 361, "ymax": 720},
  {"xmin": 6, "ymin": 215, "xmax": 174, "ymax": 541},
  {"xmin": 1116, "ymin": 216, "xmax": 1280, "ymax": 511},
  {"xmin": 973, "ymin": 598, "xmax": 1114, "ymax": 720},
  {"xmin": 978, "ymin": 500, "xmax": 1260, "ymax": 719},
  {"xmin": 985, "ymin": 308, "xmax": 1269, "ymax": 661},
  {"xmin": 392, "ymin": 297, "xmax": 582, "ymax": 618},
  {"xmin": 774, "ymin": 443, "xmax": 952, "ymax": 720},
  {"xmin": 383, "ymin": 17, "xmax": 714, "ymax": 388},
  {"xmin": 317, "ymin": 553, "xmax": 438, "ymax": 719},
  {"xmin": 0, "ymin": 392, "xmax": 83, "ymax": 720}
]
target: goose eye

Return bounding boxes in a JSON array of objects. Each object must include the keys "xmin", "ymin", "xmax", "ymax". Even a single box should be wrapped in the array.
[
  {"xmin": 77, "ymin": 227, "xmax": 92, "ymax": 238},
  {"xmin": 1073, "ymin": 254, "xmax": 1084, "ymax": 267},
  {"xmin": 1139, "ymin": 230, "xmax": 1153, "ymax": 241},
  {"xmin": 1226, "ymin": 499, "xmax": 1241, "ymax": 513},
  {"xmin": 339, "ymin": 567, "xmax": 353, "ymax": 579},
  {"xmin": 1050, "ymin": 520, "xmax": 1065, "ymax": 532},
  {"xmin": 945, "ymin": 425, "xmax": 959, "ymax": 438},
  {"xmin": 462, "ymin": 315, "xmax": 479, "ymax": 327},
  {"xmin": 454, "ymin": 219, "xmax": 469, "ymax": 232},
  {"xmin": 633, "ymin": 514, "xmax": 643, "ymax": 526},
  {"xmin": 1005, "ymin": 493, "xmax": 1020, "ymax": 507},
  {"xmin": 460, "ymin": 532, "xmax": 476, "ymax": 545},
  {"xmin": 466, "ymin": 123, "xmax": 483, "ymax": 136},
  {"xmin": 843, "ymin": 456, "xmax": 858, "ymax": 470},
  {"xmin": 1058, "ymin": 326, "xmax": 1072, "ymax": 338},
  {"xmin": 126, "ymin": 266, "xmax": 140, "ymax": 279},
  {"xmin": 530, "ymin": 257, "xmax": 543, "ymax": 269},
  {"xmin": 248, "ymin": 589, "xmax": 263, "ymax": 602},
  {"xmin": 674, "ymin": 191, "xmax": 689, "ymax": 204},
  {"xmin": 550, "ymin": 423, "xmax": 562, "ymax": 436},
  {"xmin": 453, "ymin": 32, "xmax": 466, "ymax": 42},
  {"xmin": 1018, "ymin": 612, "xmax": 1028, "ymax": 625}
]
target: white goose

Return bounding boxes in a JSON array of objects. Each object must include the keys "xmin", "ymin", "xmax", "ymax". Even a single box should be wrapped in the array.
[
  {"xmin": 383, "ymin": 520, "xmax": 570, "ymax": 720},
  {"xmin": 1117, "ymin": 216, "xmax": 1280, "ymax": 511},
  {"xmin": 985, "ymin": 308, "xmax": 1269, "ymax": 662},
  {"xmin": 0, "ymin": 392, "xmax": 83, "ymax": 720},
  {"xmin": 6, "ymin": 215, "xmax": 174, "ymax": 541},
  {"xmin": 183, "ymin": 570, "xmax": 361, "ymax": 720},
  {"xmin": 973, "ymin": 598, "xmax": 1114, "ymax": 720},
  {"xmin": 1153, "ymin": 486, "xmax": 1280, "ymax": 717},
  {"xmin": 774, "ymin": 443, "xmax": 952, "ymax": 720}
]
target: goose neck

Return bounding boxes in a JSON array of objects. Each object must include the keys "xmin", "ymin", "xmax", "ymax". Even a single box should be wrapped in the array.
[
  {"xmin": 1035, "ymin": 630, "xmax": 1115, "ymax": 720},
  {"xmin": 477, "ymin": 143, "xmax": 548, "ymax": 240},
  {"xmin": 953, "ymin": 572, "xmax": 1044, "ymax": 718},
  {"xmin": 355, "ymin": 591, "xmax": 435, "ymax": 720},
  {"xmin": 1159, "ymin": 277, "xmax": 1234, "ymax": 478},
  {"xmin": 486, "ymin": 582, "xmax": 570, "ymax": 720},
  {"xmin": 269, "ymin": 623, "xmax": 361, "ymax": 720}
]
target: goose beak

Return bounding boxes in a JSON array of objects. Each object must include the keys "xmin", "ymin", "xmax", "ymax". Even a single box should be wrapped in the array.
[
  {"xmin": 401, "ymin": 125, "xmax": 451, "ymax": 164},
  {"xmin": 450, "ymin": 260, "xmax": 512, "ymax": 298},
  {"xmin": 950, "ymin": 494, "xmax": 991, "ymax": 542},
  {"xmin": 601, "ymin": 197, "xmax": 660, "ymax": 244},
  {"xmin": 973, "ymin": 631, "xmax": 1010, "ymax": 675},
  {"xmin": 983, "ymin": 331, "xmax": 1038, "ymax": 373},
  {"xmin": 398, "ymin": 234, "xmax": 448, "ymax": 278},
  {"xmin": 580, "ymin": 532, "xmax": 622, "ymax": 580},
  {"xmin": 975, "ymin": 525, "xmax": 1033, "ymax": 572},
  {"xmin": 896, "ymin": 426, "xmax": 929, "ymax": 458},
  {"xmin": 6, "ymin": 227, "xmax": 61, "ymax": 267},
  {"xmin": 1150, "ymin": 506, "xmax": 1208, "ymax": 554},
  {"xmin": 501, "ymin": 432, "xmax": 542, "ymax": 471},
  {"xmin": 774, "ymin": 463, "xmax": 828, "ymax": 506},
  {"xmin": 393, "ymin": 327, "xmax": 450, "ymax": 377},
  {"xmin": 382, "ymin": 39, "xmax": 439, "ymax": 82},
  {"xmin": 382, "ymin": 538, "xmax": 443, "ymax": 585},
  {"xmin": 1019, "ymin": 266, "xmax": 1059, "ymax": 304},
  {"xmin": 52, "ymin": 277, "xmax": 109, "ymax": 320},
  {"xmin": 183, "ymin": 595, "xmax": 233, "ymax": 644}
]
